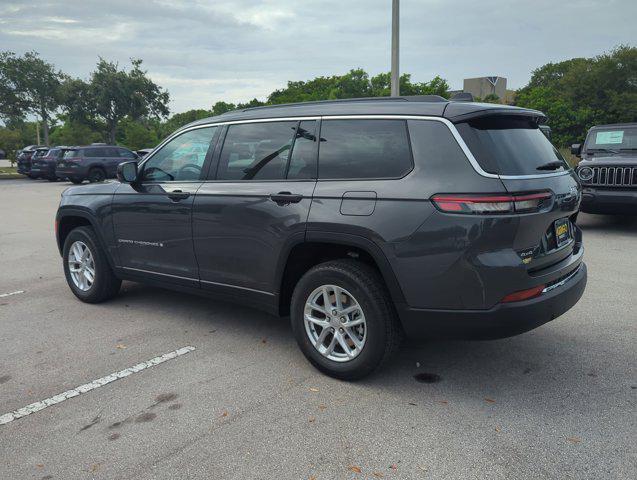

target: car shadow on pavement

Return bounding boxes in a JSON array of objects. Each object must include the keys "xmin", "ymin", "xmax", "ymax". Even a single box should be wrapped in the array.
[
  {"xmin": 577, "ymin": 213, "xmax": 637, "ymax": 233},
  {"xmin": 106, "ymin": 282, "xmax": 616, "ymax": 417}
]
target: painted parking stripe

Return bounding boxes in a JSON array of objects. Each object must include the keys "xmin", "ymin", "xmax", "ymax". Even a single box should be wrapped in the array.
[
  {"xmin": 0, "ymin": 290, "xmax": 25, "ymax": 298},
  {"xmin": 0, "ymin": 346, "xmax": 195, "ymax": 426}
]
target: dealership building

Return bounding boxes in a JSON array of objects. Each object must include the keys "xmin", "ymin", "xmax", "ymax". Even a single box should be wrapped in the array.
[{"xmin": 449, "ymin": 76, "xmax": 516, "ymax": 104}]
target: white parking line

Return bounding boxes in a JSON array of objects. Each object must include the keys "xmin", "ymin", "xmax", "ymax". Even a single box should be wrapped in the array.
[
  {"xmin": 0, "ymin": 346, "xmax": 195, "ymax": 426},
  {"xmin": 0, "ymin": 290, "xmax": 25, "ymax": 298}
]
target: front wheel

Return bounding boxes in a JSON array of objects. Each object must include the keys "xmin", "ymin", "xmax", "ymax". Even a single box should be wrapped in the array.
[
  {"xmin": 290, "ymin": 260, "xmax": 402, "ymax": 380},
  {"xmin": 63, "ymin": 226, "xmax": 121, "ymax": 303}
]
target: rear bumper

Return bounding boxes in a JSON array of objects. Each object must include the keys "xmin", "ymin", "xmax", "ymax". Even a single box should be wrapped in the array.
[
  {"xmin": 31, "ymin": 162, "xmax": 56, "ymax": 177},
  {"xmin": 397, "ymin": 262, "xmax": 587, "ymax": 340},
  {"xmin": 580, "ymin": 188, "xmax": 637, "ymax": 214}
]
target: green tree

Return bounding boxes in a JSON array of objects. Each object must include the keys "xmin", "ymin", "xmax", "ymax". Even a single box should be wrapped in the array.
[
  {"xmin": 0, "ymin": 51, "xmax": 63, "ymax": 145},
  {"xmin": 49, "ymin": 117, "xmax": 104, "ymax": 146},
  {"xmin": 118, "ymin": 117, "xmax": 160, "ymax": 150},
  {"xmin": 0, "ymin": 127, "xmax": 23, "ymax": 163},
  {"xmin": 89, "ymin": 58, "xmax": 170, "ymax": 144},
  {"xmin": 211, "ymin": 101, "xmax": 236, "ymax": 116},
  {"xmin": 516, "ymin": 45, "xmax": 637, "ymax": 146},
  {"xmin": 161, "ymin": 109, "xmax": 212, "ymax": 137}
]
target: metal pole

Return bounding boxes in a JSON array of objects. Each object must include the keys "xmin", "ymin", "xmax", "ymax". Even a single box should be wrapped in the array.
[{"xmin": 391, "ymin": 0, "xmax": 400, "ymax": 97}]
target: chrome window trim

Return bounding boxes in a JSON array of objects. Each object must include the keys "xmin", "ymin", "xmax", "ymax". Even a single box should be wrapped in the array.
[{"xmin": 141, "ymin": 114, "xmax": 570, "ymax": 181}]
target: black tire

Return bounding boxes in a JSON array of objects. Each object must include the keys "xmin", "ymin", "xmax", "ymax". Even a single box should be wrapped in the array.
[
  {"xmin": 63, "ymin": 226, "xmax": 121, "ymax": 303},
  {"xmin": 290, "ymin": 259, "xmax": 402, "ymax": 380},
  {"xmin": 88, "ymin": 168, "xmax": 106, "ymax": 183},
  {"xmin": 70, "ymin": 178, "xmax": 83, "ymax": 184}
]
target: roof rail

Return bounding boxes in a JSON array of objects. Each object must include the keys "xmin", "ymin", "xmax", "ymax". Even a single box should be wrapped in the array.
[{"xmin": 242, "ymin": 95, "xmax": 449, "ymax": 112}]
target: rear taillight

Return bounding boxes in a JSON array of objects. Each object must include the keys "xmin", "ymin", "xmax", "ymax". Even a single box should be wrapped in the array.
[
  {"xmin": 431, "ymin": 192, "xmax": 552, "ymax": 215},
  {"xmin": 501, "ymin": 284, "xmax": 545, "ymax": 303}
]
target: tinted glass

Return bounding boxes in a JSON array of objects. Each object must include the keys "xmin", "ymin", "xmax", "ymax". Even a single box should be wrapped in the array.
[
  {"xmin": 142, "ymin": 126, "xmax": 217, "ymax": 182},
  {"xmin": 118, "ymin": 149, "xmax": 137, "ymax": 159},
  {"xmin": 287, "ymin": 121, "xmax": 317, "ymax": 179},
  {"xmin": 318, "ymin": 120, "xmax": 412, "ymax": 179},
  {"xmin": 584, "ymin": 126, "xmax": 637, "ymax": 151},
  {"xmin": 84, "ymin": 148, "xmax": 107, "ymax": 157},
  {"xmin": 456, "ymin": 116, "xmax": 569, "ymax": 175},
  {"xmin": 63, "ymin": 149, "xmax": 81, "ymax": 159},
  {"xmin": 217, "ymin": 122, "xmax": 296, "ymax": 180}
]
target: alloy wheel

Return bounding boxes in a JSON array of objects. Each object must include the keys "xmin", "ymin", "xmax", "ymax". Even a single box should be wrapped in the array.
[
  {"xmin": 68, "ymin": 240, "xmax": 96, "ymax": 291},
  {"xmin": 303, "ymin": 284, "xmax": 367, "ymax": 362}
]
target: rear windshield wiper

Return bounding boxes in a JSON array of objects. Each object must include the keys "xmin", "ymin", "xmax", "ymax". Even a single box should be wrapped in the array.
[{"xmin": 536, "ymin": 161, "xmax": 565, "ymax": 171}]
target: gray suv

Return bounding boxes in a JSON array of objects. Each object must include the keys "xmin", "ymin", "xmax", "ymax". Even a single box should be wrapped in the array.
[
  {"xmin": 55, "ymin": 144, "xmax": 138, "ymax": 183},
  {"xmin": 55, "ymin": 97, "xmax": 587, "ymax": 379}
]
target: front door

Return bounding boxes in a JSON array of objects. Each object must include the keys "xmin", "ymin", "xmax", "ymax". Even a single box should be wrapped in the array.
[
  {"xmin": 193, "ymin": 119, "xmax": 318, "ymax": 298},
  {"xmin": 112, "ymin": 126, "xmax": 220, "ymax": 285}
]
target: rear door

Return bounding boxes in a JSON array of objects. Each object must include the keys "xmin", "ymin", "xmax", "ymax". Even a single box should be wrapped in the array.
[
  {"xmin": 455, "ymin": 115, "xmax": 581, "ymax": 272},
  {"xmin": 112, "ymin": 126, "xmax": 220, "ymax": 284},
  {"xmin": 193, "ymin": 119, "xmax": 318, "ymax": 298}
]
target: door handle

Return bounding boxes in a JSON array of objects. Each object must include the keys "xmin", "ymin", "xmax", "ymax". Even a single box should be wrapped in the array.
[
  {"xmin": 167, "ymin": 190, "xmax": 191, "ymax": 201},
  {"xmin": 270, "ymin": 192, "xmax": 304, "ymax": 205}
]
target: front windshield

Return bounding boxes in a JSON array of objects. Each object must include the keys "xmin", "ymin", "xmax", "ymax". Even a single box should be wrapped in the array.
[{"xmin": 585, "ymin": 126, "xmax": 637, "ymax": 152}]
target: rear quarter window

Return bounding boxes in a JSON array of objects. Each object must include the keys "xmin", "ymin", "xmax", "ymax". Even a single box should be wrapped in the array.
[
  {"xmin": 318, "ymin": 119, "xmax": 412, "ymax": 179},
  {"xmin": 456, "ymin": 116, "xmax": 568, "ymax": 175}
]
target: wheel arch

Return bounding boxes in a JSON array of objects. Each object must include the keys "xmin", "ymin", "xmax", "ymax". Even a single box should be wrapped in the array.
[
  {"xmin": 276, "ymin": 231, "xmax": 406, "ymax": 316},
  {"xmin": 56, "ymin": 209, "xmax": 115, "ymax": 269}
]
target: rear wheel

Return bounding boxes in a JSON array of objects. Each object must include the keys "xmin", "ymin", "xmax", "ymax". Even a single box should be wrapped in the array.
[
  {"xmin": 88, "ymin": 168, "xmax": 106, "ymax": 183},
  {"xmin": 291, "ymin": 259, "xmax": 402, "ymax": 380},
  {"xmin": 63, "ymin": 226, "xmax": 121, "ymax": 303}
]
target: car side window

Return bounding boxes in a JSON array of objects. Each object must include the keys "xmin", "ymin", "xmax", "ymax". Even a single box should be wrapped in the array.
[
  {"xmin": 142, "ymin": 126, "xmax": 218, "ymax": 182},
  {"xmin": 287, "ymin": 121, "xmax": 318, "ymax": 179},
  {"xmin": 118, "ymin": 149, "xmax": 137, "ymax": 159},
  {"xmin": 318, "ymin": 119, "xmax": 413, "ymax": 179},
  {"xmin": 105, "ymin": 147, "xmax": 120, "ymax": 157},
  {"xmin": 217, "ymin": 122, "xmax": 298, "ymax": 180}
]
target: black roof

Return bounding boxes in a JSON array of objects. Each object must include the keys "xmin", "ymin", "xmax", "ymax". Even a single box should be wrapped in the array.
[{"xmin": 186, "ymin": 96, "xmax": 545, "ymax": 130}]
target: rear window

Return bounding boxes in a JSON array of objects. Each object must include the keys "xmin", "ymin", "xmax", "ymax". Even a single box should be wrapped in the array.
[
  {"xmin": 456, "ymin": 116, "xmax": 569, "ymax": 175},
  {"xmin": 318, "ymin": 119, "xmax": 412, "ymax": 179},
  {"xmin": 585, "ymin": 126, "xmax": 637, "ymax": 151}
]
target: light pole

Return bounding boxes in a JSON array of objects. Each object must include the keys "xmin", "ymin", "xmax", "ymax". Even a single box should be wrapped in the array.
[{"xmin": 391, "ymin": 0, "xmax": 400, "ymax": 97}]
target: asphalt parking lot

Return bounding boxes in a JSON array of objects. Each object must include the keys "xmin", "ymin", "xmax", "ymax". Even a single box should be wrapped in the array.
[{"xmin": 0, "ymin": 178, "xmax": 635, "ymax": 480}]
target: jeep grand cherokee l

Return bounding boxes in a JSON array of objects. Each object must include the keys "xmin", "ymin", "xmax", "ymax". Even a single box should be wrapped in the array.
[
  {"xmin": 16, "ymin": 145, "xmax": 46, "ymax": 177},
  {"xmin": 572, "ymin": 123, "xmax": 637, "ymax": 214},
  {"xmin": 31, "ymin": 146, "xmax": 70, "ymax": 181},
  {"xmin": 55, "ymin": 97, "xmax": 587, "ymax": 380},
  {"xmin": 56, "ymin": 145, "xmax": 138, "ymax": 183}
]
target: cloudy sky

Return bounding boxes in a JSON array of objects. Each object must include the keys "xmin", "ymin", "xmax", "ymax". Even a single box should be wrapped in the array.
[{"xmin": 1, "ymin": 0, "xmax": 635, "ymax": 114}]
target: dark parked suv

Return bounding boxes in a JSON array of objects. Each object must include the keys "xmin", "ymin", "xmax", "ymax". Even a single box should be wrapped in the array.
[
  {"xmin": 31, "ymin": 146, "xmax": 70, "ymax": 181},
  {"xmin": 56, "ymin": 145, "xmax": 138, "ymax": 183},
  {"xmin": 16, "ymin": 145, "xmax": 47, "ymax": 177},
  {"xmin": 572, "ymin": 123, "xmax": 637, "ymax": 214},
  {"xmin": 55, "ymin": 97, "xmax": 587, "ymax": 379}
]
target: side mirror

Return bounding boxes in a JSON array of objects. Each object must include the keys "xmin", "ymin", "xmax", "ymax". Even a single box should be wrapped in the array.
[
  {"xmin": 117, "ymin": 161, "xmax": 138, "ymax": 183},
  {"xmin": 570, "ymin": 144, "xmax": 582, "ymax": 157}
]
